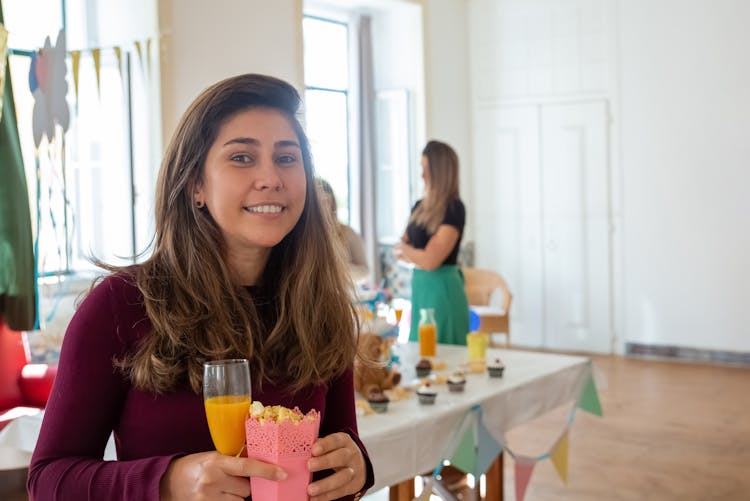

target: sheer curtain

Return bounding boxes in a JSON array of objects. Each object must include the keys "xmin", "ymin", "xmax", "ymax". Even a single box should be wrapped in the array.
[{"xmin": 357, "ymin": 15, "xmax": 379, "ymax": 282}]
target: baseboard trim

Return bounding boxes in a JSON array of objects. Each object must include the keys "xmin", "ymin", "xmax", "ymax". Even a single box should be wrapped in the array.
[{"xmin": 625, "ymin": 342, "xmax": 750, "ymax": 366}]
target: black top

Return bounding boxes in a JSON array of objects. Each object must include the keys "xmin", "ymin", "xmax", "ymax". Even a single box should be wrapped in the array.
[{"xmin": 405, "ymin": 198, "xmax": 465, "ymax": 266}]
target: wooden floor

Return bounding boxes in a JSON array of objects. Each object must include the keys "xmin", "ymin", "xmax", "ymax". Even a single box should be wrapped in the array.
[
  {"xmin": 3, "ymin": 354, "xmax": 749, "ymax": 500},
  {"xmin": 499, "ymin": 354, "xmax": 750, "ymax": 501}
]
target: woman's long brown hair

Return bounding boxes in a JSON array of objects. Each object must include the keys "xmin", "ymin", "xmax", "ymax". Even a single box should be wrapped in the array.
[
  {"xmin": 409, "ymin": 140, "xmax": 460, "ymax": 233},
  {"xmin": 111, "ymin": 74, "xmax": 358, "ymax": 394}
]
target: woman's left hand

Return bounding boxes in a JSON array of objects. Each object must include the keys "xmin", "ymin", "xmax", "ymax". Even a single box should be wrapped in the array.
[{"xmin": 307, "ymin": 432, "xmax": 366, "ymax": 501}]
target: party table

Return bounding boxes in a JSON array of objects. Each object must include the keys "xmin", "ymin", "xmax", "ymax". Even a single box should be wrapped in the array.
[
  {"xmin": 356, "ymin": 343, "xmax": 594, "ymax": 499},
  {"xmin": 0, "ymin": 345, "xmax": 595, "ymax": 500}
]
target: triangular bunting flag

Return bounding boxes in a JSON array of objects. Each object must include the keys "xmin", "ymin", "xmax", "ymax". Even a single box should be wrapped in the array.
[
  {"xmin": 475, "ymin": 419, "xmax": 503, "ymax": 477},
  {"xmin": 113, "ymin": 46, "xmax": 123, "ymax": 81},
  {"xmin": 91, "ymin": 48, "xmax": 101, "ymax": 96},
  {"xmin": 578, "ymin": 371, "xmax": 602, "ymax": 416},
  {"xmin": 134, "ymin": 40, "xmax": 143, "ymax": 70},
  {"xmin": 450, "ymin": 424, "xmax": 476, "ymax": 474},
  {"xmin": 69, "ymin": 50, "xmax": 81, "ymax": 101},
  {"xmin": 514, "ymin": 455, "xmax": 536, "ymax": 501},
  {"xmin": 550, "ymin": 429, "xmax": 569, "ymax": 484},
  {"xmin": 145, "ymin": 38, "xmax": 152, "ymax": 75}
]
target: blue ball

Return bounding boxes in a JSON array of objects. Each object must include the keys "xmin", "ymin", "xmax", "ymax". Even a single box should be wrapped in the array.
[{"xmin": 469, "ymin": 309, "xmax": 480, "ymax": 332}]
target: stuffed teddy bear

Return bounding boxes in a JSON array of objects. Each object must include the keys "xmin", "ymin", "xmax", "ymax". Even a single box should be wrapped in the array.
[{"xmin": 354, "ymin": 333, "xmax": 401, "ymax": 399}]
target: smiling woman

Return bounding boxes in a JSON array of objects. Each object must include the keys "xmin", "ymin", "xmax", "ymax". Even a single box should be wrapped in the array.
[{"xmin": 27, "ymin": 74, "xmax": 374, "ymax": 501}]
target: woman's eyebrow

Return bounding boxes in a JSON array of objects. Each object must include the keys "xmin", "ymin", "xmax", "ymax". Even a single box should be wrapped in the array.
[
  {"xmin": 221, "ymin": 138, "xmax": 300, "ymax": 149},
  {"xmin": 223, "ymin": 137, "xmax": 259, "ymax": 147},
  {"xmin": 275, "ymin": 140, "xmax": 301, "ymax": 149}
]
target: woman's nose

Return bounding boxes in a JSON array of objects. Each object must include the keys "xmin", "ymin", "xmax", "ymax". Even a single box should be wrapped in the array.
[{"xmin": 253, "ymin": 159, "xmax": 282, "ymax": 191}]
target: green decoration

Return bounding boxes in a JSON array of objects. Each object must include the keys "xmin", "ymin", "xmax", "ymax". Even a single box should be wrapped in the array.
[
  {"xmin": 450, "ymin": 424, "xmax": 476, "ymax": 474},
  {"xmin": 0, "ymin": 4, "xmax": 37, "ymax": 329},
  {"xmin": 578, "ymin": 371, "xmax": 603, "ymax": 416}
]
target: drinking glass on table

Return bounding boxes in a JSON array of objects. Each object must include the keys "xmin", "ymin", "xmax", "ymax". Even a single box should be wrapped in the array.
[
  {"xmin": 391, "ymin": 298, "xmax": 406, "ymax": 326},
  {"xmin": 203, "ymin": 359, "xmax": 251, "ymax": 456}
]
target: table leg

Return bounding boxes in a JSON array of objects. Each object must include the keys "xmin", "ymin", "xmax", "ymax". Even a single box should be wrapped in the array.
[
  {"xmin": 483, "ymin": 452, "xmax": 504, "ymax": 501},
  {"xmin": 389, "ymin": 478, "xmax": 415, "ymax": 501}
]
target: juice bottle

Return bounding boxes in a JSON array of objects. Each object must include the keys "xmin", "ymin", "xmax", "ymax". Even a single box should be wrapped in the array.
[{"xmin": 418, "ymin": 308, "xmax": 437, "ymax": 357}]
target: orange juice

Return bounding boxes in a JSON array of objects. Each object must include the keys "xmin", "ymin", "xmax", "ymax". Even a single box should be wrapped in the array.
[
  {"xmin": 418, "ymin": 324, "xmax": 437, "ymax": 357},
  {"xmin": 204, "ymin": 395, "xmax": 251, "ymax": 455}
]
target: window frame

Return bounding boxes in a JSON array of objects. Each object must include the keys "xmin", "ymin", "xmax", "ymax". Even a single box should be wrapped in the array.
[{"xmin": 303, "ymin": 13, "xmax": 357, "ymax": 229}]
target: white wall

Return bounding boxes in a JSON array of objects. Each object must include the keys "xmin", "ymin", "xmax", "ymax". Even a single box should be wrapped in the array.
[
  {"xmin": 368, "ymin": 2, "xmax": 426, "ymax": 202},
  {"xmin": 619, "ymin": 0, "xmax": 750, "ymax": 352},
  {"xmin": 423, "ymin": 0, "xmax": 473, "ymax": 237},
  {"xmin": 158, "ymin": 0, "xmax": 304, "ymax": 142}
]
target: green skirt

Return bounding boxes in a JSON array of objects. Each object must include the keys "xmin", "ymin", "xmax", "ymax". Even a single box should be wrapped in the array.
[{"xmin": 409, "ymin": 265, "xmax": 470, "ymax": 346}]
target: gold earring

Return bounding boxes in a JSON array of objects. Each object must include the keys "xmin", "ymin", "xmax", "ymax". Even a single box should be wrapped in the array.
[{"xmin": 195, "ymin": 200, "xmax": 205, "ymax": 209}]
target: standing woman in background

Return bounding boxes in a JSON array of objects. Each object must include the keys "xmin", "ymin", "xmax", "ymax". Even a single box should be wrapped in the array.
[{"xmin": 395, "ymin": 140, "xmax": 469, "ymax": 345}]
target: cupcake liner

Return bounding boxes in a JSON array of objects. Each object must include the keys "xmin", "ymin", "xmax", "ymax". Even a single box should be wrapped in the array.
[{"xmin": 417, "ymin": 393, "xmax": 437, "ymax": 405}]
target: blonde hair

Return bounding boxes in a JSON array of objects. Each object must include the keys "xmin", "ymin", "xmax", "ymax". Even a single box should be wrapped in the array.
[
  {"xmin": 410, "ymin": 140, "xmax": 460, "ymax": 233},
  {"xmin": 109, "ymin": 74, "xmax": 359, "ymax": 394}
]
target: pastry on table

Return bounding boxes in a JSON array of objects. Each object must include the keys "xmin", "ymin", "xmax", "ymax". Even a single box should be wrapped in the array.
[
  {"xmin": 447, "ymin": 370, "xmax": 467, "ymax": 392},
  {"xmin": 488, "ymin": 357, "xmax": 505, "ymax": 378},
  {"xmin": 417, "ymin": 382, "xmax": 437, "ymax": 405}
]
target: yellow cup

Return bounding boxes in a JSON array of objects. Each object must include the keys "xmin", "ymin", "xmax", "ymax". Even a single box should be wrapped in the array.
[{"xmin": 466, "ymin": 332, "xmax": 489, "ymax": 362}]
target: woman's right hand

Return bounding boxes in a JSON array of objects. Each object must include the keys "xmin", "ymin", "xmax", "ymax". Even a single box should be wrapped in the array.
[{"xmin": 159, "ymin": 451, "xmax": 287, "ymax": 500}]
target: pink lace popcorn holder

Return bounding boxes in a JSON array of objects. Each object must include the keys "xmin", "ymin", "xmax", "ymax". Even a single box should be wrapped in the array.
[{"xmin": 245, "ymin": 408, "xmax": 321, "ymax": 500}]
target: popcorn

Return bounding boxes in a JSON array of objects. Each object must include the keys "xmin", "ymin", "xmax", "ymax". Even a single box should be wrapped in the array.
[{"xmin": 249, "ymin": 401, "xmax": 315, "ymax": 425}]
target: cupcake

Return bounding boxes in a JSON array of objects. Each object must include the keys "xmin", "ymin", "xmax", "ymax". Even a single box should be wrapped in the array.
[
  {"xmin": 488, "ymin": 357, "xmax": 505, "ymax": 378},
  {"xmin": 415, "ymin": 358, "xmax": 432, "ymax": 378},
  {"xmin": 447, "ymin": 371, "xmax": 467, "ymax": 392},
  {"xmin": 366, "ymin": 390, "xmax": 390, "ymax": 414},
  {"xmin": 417, "ymin": 382, "xmax": 437, "ymax": 405}
]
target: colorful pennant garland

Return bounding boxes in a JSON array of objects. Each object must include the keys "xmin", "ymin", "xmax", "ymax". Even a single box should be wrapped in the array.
[
  {"xmin": 419, "ymin": 366, "xmax": 602, "ymax": 501},
  {"xmin": 25, "ymin": 38, "xmax": 153, "ymax": 103}
]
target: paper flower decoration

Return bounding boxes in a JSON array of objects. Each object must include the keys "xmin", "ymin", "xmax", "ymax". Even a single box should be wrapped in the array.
[{"xmin": 30, "ymin": 30, "xmax": 69, "ymax": 147}]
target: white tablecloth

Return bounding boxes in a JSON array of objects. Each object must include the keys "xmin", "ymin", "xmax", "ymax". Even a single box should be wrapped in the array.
[
  {"xmin": 0, "ymin": 344, "xmax": 592, "ymax": 494},
  {"xmin": 0, "ymin": 410, "xmax": 117, "ymax": 470},
  {"xmin": 358, "ymin": 344, "xmax": 592, "ymax": 492}
]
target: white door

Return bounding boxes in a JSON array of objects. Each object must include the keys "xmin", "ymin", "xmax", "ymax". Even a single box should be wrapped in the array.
[
  {"xmin": 473, "ymin": 101, "xmax": 613, "ymax": 353},
  {"xmin": 473, "ymin": 105, "xmax": 544, "ymax": 347},
  {"xmin": 540, "ymin": 101, "xmax": 612, "ymax": 352}
]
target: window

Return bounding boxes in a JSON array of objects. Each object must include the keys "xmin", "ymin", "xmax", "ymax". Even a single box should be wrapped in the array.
[
  {"xmin": 303, "ymin": 16, "xmax": 353, "ymax": 226},
  {"xmin": 4, "ymin": 0, "xmax": 157, "ymax": 279}
]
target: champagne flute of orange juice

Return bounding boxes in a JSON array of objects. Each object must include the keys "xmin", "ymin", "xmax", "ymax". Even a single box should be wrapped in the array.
[
  {"xmin": 393, "ymin": 299, "xmax": 404, "ymax": 325},
  {"xmin": 203, "ymin": 359, "xmax": 251, "ymax": 456}
]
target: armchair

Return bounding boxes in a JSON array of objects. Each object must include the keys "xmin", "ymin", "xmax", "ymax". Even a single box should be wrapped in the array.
[
  {"xmin": 462, "ymin": 267, "xmax": 513, "ymax": 347},
  {"xmin": 0, "ymin": 316, "xmax": 57, "ymax": 431}
]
